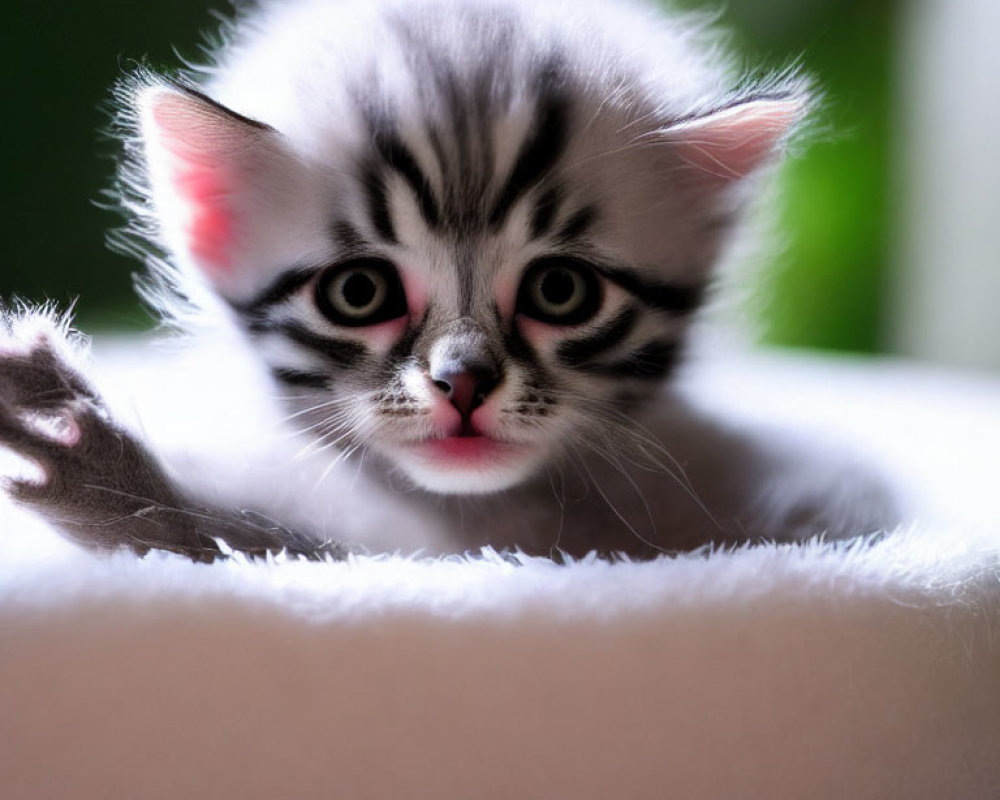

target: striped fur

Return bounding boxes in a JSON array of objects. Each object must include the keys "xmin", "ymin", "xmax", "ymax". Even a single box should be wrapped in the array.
[{"xmin": 124, "ymin": 0, "xmax": 807, "ymax": 494}]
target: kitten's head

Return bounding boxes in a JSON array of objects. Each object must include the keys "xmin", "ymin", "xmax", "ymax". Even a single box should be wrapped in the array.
[{"xmin": 129, "ymin": 0, "xmax": 805, "ymax": 494}]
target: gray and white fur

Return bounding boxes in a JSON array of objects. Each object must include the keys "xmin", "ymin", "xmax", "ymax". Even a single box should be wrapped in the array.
[{"xmin": 0, "ymin": 0, "xmax": 894, "ymax": 561}]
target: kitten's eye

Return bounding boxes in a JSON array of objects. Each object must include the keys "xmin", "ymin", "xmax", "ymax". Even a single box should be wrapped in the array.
[
  {"xmin": 315, "ymin": 258, "xmax": 407, "ymax": 327},
  {"xmin": 516, "ymin": 258, "xmax": 601, "ymax": 325}
]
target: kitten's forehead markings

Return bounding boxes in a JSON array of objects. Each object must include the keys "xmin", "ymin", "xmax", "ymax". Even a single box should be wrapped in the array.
[
  {"xmin": 530, "ymin": 184, "xmax": 563, "ymax": 241},
  {"xmin": 554, "ymin": 205, "xmax": 598, "ymax": 245},
  {"xmin": 487, "ymin": 90, "xmax": 570, "ymax": 231},
  {"xmin": 385, "ymin": 9, "xmax": 520, "ymax": 205},
  {"xmin": 351, "ymin": 39, "xmax": 574, "ymax": 244},
  {"xmin": 361, "ymin": 161, "xmax": 397, "ymax": 245},
  {"xmin": 384, "ymin": 16, "xmax": 470, "ymax": 175},
  {"xmin": 367, "ymin": 118, "xmax": 442, "ymax": 233},
  {"xmin": 331, "ymin": 220, "xmax": 367, "ymax": 255}
]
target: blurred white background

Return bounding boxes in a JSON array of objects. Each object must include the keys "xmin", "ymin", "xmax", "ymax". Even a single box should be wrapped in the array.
[{"xmin": 892, "ymin": 0, "xmax": 1000, "ymax": 371}]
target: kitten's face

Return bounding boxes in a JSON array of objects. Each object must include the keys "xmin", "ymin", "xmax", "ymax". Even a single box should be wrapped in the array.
[
  {"xmin": 136, "ymin": 6, "xmax": 800, "ymax": 494},
  {"xmin": 263, "ymin": 215, "xmax": 697, "ymax": 494},
  {"xmin": 164, "ymin": 102, "xmax": 719, "ymax": 495}
]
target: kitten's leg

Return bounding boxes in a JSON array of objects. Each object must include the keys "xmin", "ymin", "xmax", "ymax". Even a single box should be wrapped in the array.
[{"xmin": 0, "ymin": 312, "xmax": 345, "ymax": 562}]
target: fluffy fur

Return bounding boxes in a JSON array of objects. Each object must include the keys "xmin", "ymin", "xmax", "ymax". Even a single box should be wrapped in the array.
[{"xmin": 0, "ymin": 0, "xmax": 895, "ymax": 560}]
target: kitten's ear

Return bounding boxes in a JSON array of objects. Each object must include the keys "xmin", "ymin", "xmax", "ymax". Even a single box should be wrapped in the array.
[
  {"xmin": 659, "ymin": 97, "xmax": 806, "ymax": 184},
  {"xmin": 139, "ymin": 85, "xmax": 306, "ymax": 300}
]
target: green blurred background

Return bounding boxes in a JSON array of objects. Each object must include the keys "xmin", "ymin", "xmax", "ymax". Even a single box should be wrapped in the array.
[{"xmin": 0, "ymin": 0, "xmax": 895, "ymax": 348}]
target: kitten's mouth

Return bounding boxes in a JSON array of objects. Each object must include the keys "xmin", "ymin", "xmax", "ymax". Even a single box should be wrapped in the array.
[
  {"xmin": 390, "ymin": 430, "xmax": 544, "ymax": 493},
  {"xmin": 408, "ymin": 433, "xmax": 518, "ymax": 467}
]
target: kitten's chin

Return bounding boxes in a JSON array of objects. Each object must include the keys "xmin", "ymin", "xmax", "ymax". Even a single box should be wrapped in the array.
[{"xmin": 388, "ymin": 437, "xmax": 543, "ymax": 494}]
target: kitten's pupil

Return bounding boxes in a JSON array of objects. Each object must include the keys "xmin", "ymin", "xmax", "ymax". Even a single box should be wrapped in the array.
[
  {"xmin": 342, "ymin": 272, "xmax": 378, "ymax": 310},
  {"xmin": 540, "ymin": 269, "xmax": 577, "ymax": 308},
  {"xmin": 331, "ymin": 267, "xmax": 386, "ymax": 318}
]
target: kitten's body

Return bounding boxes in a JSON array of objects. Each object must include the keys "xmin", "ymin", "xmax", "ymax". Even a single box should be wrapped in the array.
[{"xmin": 0, "ymin": 0, "xmax": 896, "ymax": 560}]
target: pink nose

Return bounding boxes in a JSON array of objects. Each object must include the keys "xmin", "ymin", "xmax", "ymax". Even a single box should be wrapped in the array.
[{"xmin": 432, "ymin": 367, "xmax": 498, "ymax": 417}]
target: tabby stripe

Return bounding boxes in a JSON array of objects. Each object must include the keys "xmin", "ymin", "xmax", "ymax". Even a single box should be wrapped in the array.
[
  {"xmin": 598, "ymin": 267, "xmax": 705, "ymax": 315},
  {"xmin": 232, "ymin": 268, "xmax": 318, "ymax": 317},
  {"xmin": 530, "ymin": 185, "xmax": 562, "ymax": 240},
  {"xmin": 426, "ymin": 126, "xmax": 452, "ymax": 197},
  {"xmin": 488, "ymin": 94, "xmax": 569, "ymax": 228},
  {"xmin": 556, "ymin": 205, "xmax": 597, "ymax": 243},
  {"xmin": 332, "ymin": 221, "xmax": 366, "ymax": 253},
  {"xmin": 375, "ymin": 132, "xmax": 441, "ymax": 229},
  {"xmin": 270, "ymin": 368, "xmax": 330, "ymax": 389},
  {"xmin": 385, "ymin": 311, "xmax": 429, "ymax": 367},
  {"xmin": 556, "ymin": 307, "xmax": 637, "ymax": 367},
  {"xmin": 455, "ymin": 240, "xmax": 476, "ymax": 315},
  {"xmin": 362, "ymin": 164, "xmax": 397, "ymax": 244},
  {"xmin": 500, "ymin": 305, "xmax": 546, "ymax": 376},
  {"xmin": 585, "ymin": 340, "xmax": 681, "ymax": 380},
  {"xmin": 271, "ymin": 321, "xmax": 367, "ymax": 368}
]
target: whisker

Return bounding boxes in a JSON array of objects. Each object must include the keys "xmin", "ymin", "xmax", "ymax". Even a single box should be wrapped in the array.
[
  {"xmin": 543, "ymin": 462, "xmax": 567, "ymax": 557},
  {"xmin": 559, "ymin": 389, "xmax": 725, "ymax": 536},
  {"xmin": 565, "ymin": 446, "xmax": 666, "ymax": 555}
]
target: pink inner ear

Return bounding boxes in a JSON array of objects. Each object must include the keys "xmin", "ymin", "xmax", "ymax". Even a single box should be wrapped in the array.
[
  {"xmin": 150, "ymin": 95, "xmax": 239, "ymax": 275},
  {"xmin": 171, "ymin": 162, "xmax": 234, "ymax": 274},
  {"xmin": 666, "ymin": 99, "xmax": 803, "ymax": 181}
]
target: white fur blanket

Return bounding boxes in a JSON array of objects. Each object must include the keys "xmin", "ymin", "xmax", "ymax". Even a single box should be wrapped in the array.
[{"xmin": 1, "ymin": 345, "xmax": 998, "ymax": 799}]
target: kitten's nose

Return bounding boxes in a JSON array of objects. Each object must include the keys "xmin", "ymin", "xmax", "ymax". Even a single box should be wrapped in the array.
[
  {"xmin": 428, "ymin": 318, "xmax": 503, "ymax": 418},
  {"xmin": 431, "ymin": 361, "xmax": 499, "ymax": 417}
]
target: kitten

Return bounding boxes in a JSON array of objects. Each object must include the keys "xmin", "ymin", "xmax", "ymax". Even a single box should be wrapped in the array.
[{"xmin": 0, "ymin": 0, "xmax": 893, "ymax": 561}]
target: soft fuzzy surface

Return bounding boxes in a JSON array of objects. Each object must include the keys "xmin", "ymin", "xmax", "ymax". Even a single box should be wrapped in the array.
[{"xmin": 1, "ymin": 345, "xmax": 999, "ymax": 799}]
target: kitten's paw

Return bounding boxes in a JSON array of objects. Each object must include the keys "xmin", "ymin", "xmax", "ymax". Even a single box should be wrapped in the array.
[
  {"xmin": 0, "ymin": 310, "xmax": 95, "ymax": 410},
  {"xmin": 0, "ymin": 310, "xmax": 219, "ymax": 559},
  {"xmin": 0, "ymin": 310, "xmax": 104, "ymax": 485}
]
